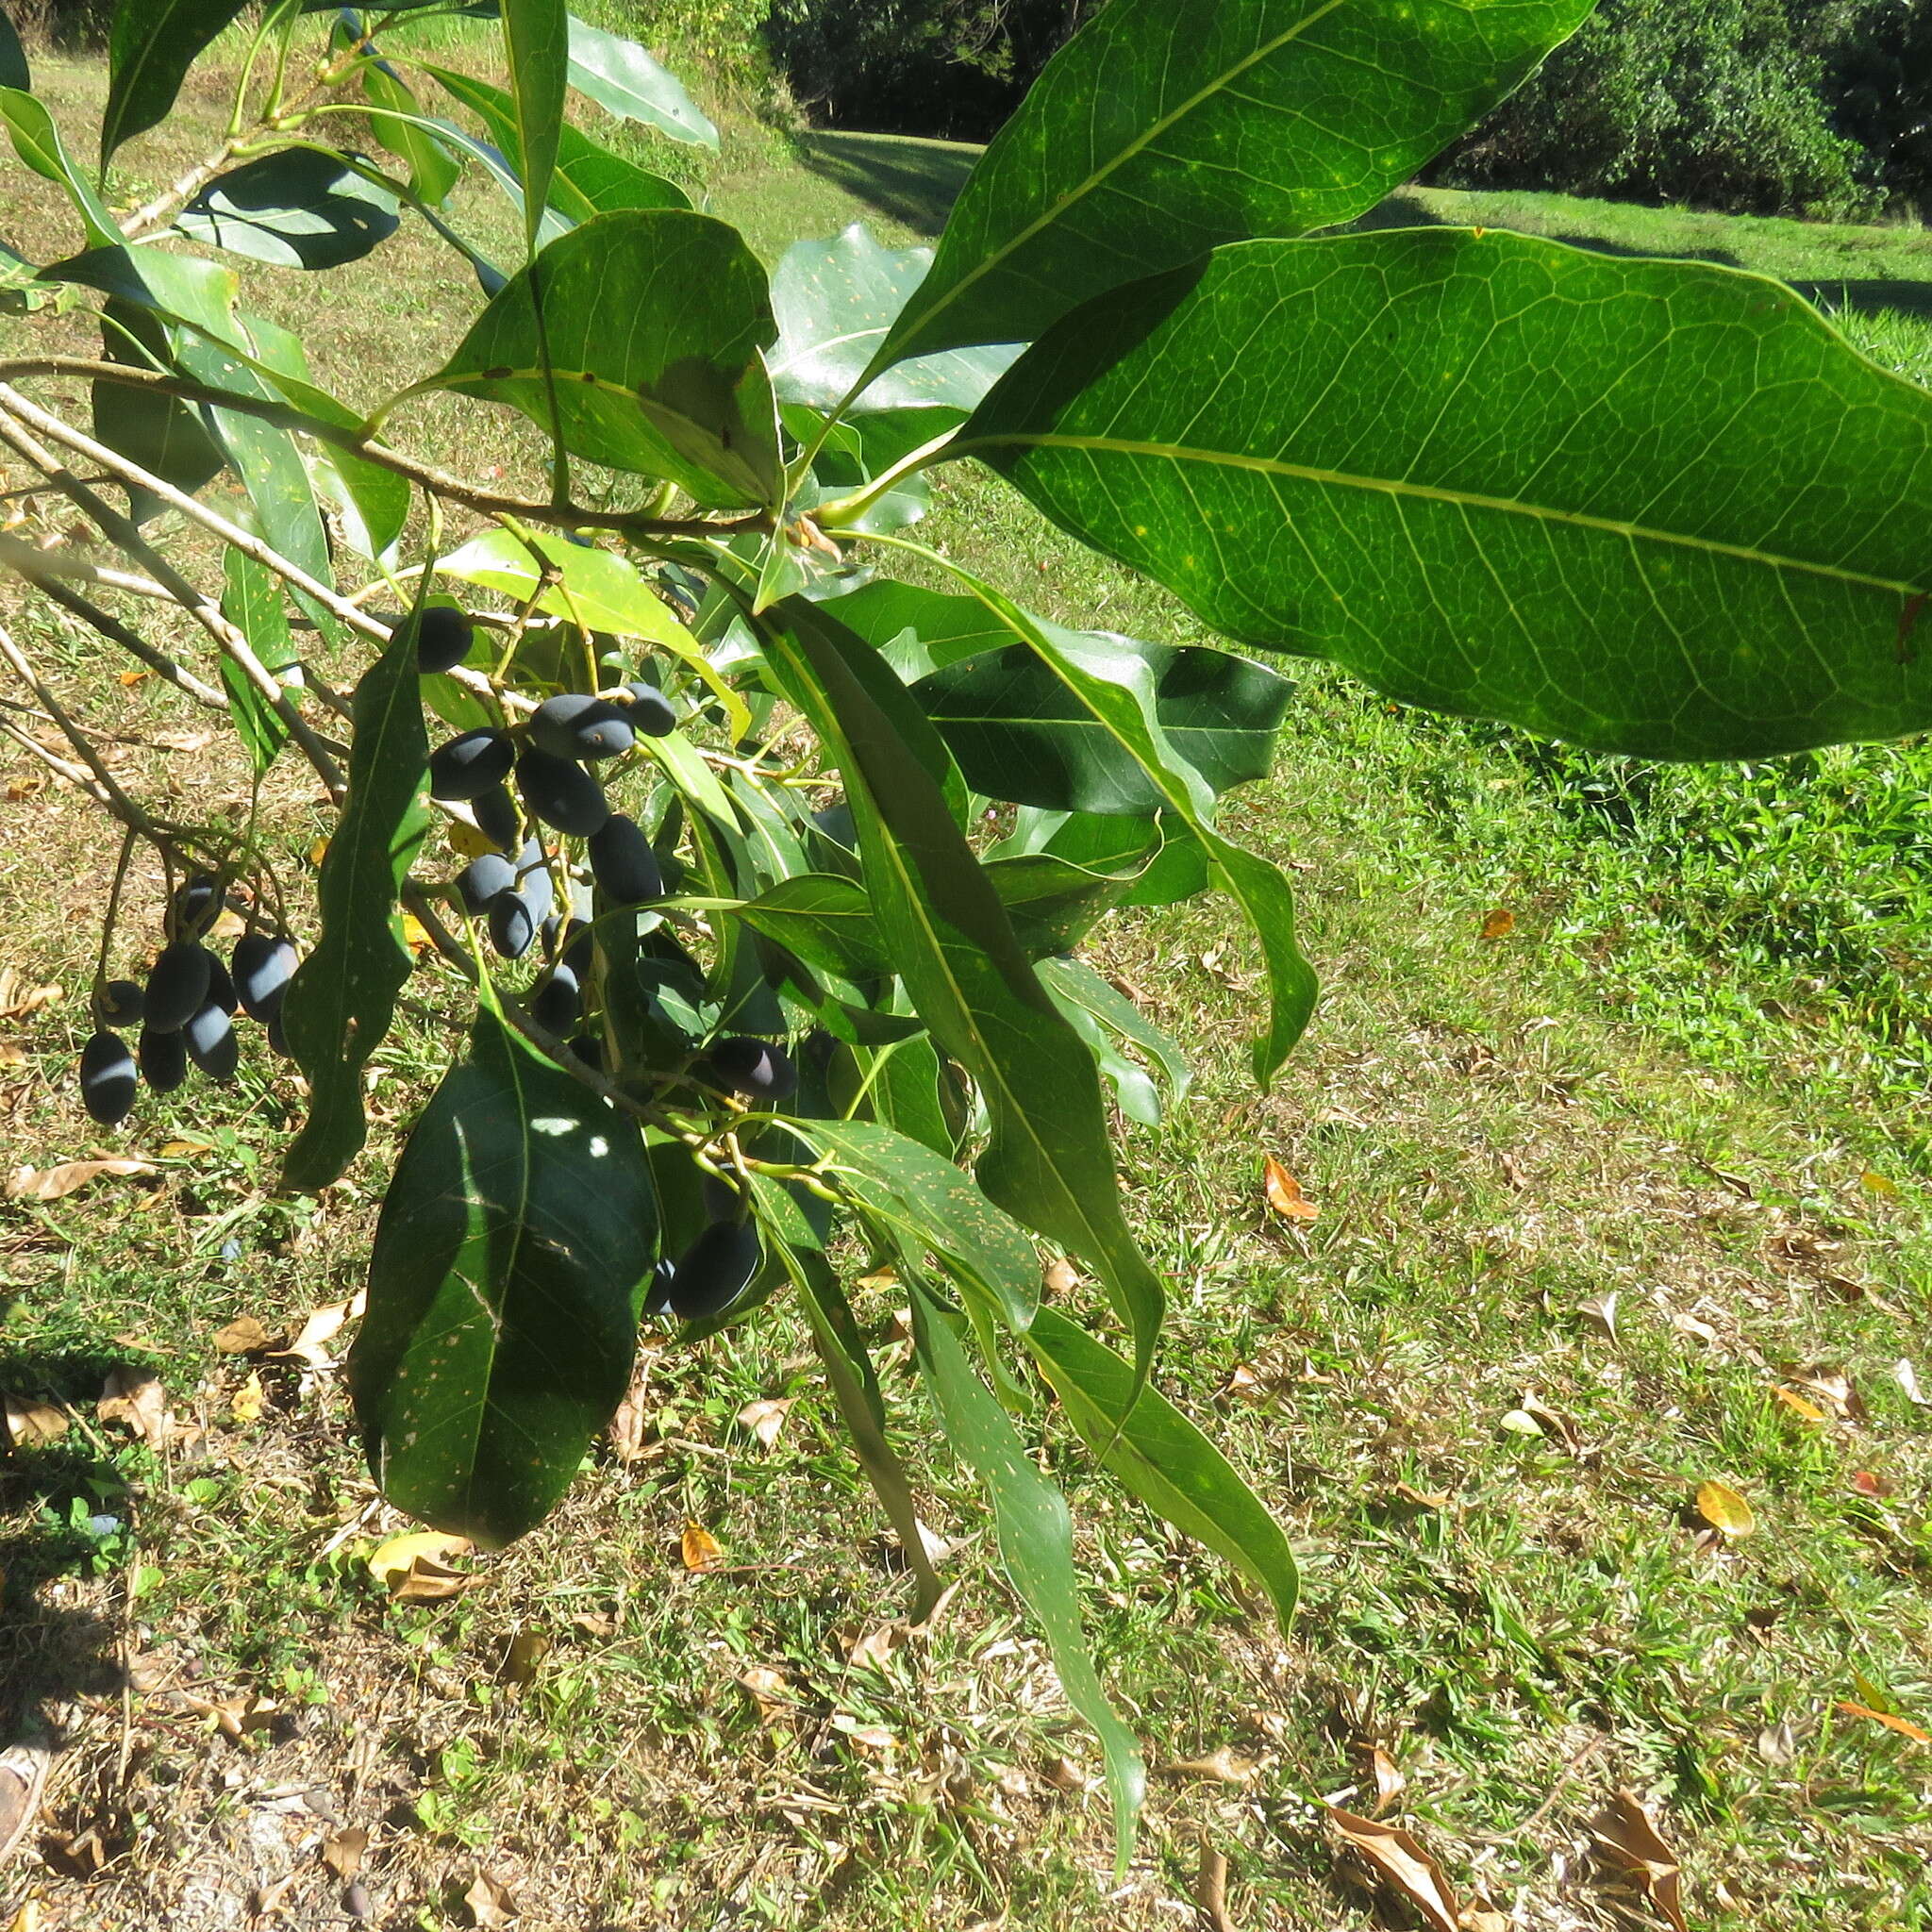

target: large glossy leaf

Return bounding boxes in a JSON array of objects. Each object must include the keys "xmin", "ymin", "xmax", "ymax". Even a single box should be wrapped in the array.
[
  {"xmin": 758, "ymin": 597, "xmax": 1166, "ymax": 1393},
  {"xmin": 808, "ymin": 1118, "xmax": 1041, "ymax": 1336},
  {"xmin": 0, "ymin": 10, "xmax": 27, "ymax": 91},
  {"xmin": 361, "ymin": 57, "xmax": 463, "ymax": 208},
  {"xmin": 908, "ymin": 1278, "xmax": 1144, "ymax": 1870},
  {"xmin": 92, "ymin": 301, "xmax": 225, "ymax": 519},
  {"xmin": 736, "ymin": 874, "xmax": 888, "ymax": 981},
  {"xmin": 873, "ymin": 0, "xmax": 1596, "ymax": 365},
  {"xmin": 1024, "ymin": 1308, "xmax": 1297, "ymax": 1635},
  {"xmin": 500, "ymin": 0, "xmax": 567, "ymax": 251},
  {"xmin": 102, "ymin": 0, "xmax": 252, "ymax": 164},
  {"xmin": 0, "ymin": 88, "xmax": 120, "ymax": 246},
  {"xmin": 176, "ymin": 146, "xmax": 401, "ymax": 268},
  {"xmin": 872, "ymin": 567, "xmax": 1316, "ymax": 1084},
  {"xmin": 770, "ymin": 223, "xmax": 1018, "ymax": 417},
  {"xmin": 962, "ymin": 229, "xmax": 1932, "ymax": 759},
  {"xmin": 914, "ymin": 631, "xmax": 1291, "ymax": 812},
  {"xmin": 565, "ymin": 12, "xmax": 716, "ymax": 147},
  {"xmin": 281, "ymin": 622, "xmax": 430, "ymax": 1190},
  {"xmin": 425, "ymin": 65, "xmax": 690, "ymax": 220},
  {"xmin": 415, "ymin": 210, "xmax": 783, "ymax": 509},
  {"xmin": 982, "ymin": 851, "xmax": 1141, "ymax": 956},
  {"xmin": 219, "ymin": 551, "xmax": 298, "ymax": 774},
  {"xmin": 351, "ymin": 1001, "xmax": 655, "ymax": 1546}
]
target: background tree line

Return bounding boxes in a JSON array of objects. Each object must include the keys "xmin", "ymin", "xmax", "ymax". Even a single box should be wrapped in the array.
[{"xmin": 757, "ymin": 0, "xmax": 1930, "ymax": 219}]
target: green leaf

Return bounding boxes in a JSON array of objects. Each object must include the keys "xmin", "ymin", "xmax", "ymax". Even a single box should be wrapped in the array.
[
  {"xmin": 425, "ymin": 64, "xmax": 691, "ymax": 220},
  {"xmin": 874, "ymin": 0, "xmax": 1596, "ymax": 364},
  {"xmin": 219, "ymin": 551, "xmax": 297, "ymax": 774},
  {"xmin": 963, "ymin": 228, "xmax": 1932, "ymax": 758},
  {"xmin": 770, "ymin": 223, "xmax": 1018, "ymax": 417},
  {"xmin": 833, "ymin": 1031, "xmax": 955, "ymax": 1158},
  {"xmin": 830, "ymin": 575, "xmax": 1010, "ymax": 680},
  {"xmin": 351, "ymin": 1000, "xmax": 655, "ymax": 1547},
  {"xmin": 907, "ymin": 1276, "xmax": 1144, "ymax": 1870},
  {"xmin": 500, "ymin": 0, "xmax": 568, "ymax": 252},
  {"xmin": 281, "ymin": 622, "xmax": 430, "ymax": 1190},
  {"xmin": 736, "ymin": 873, "xmax": 889, "ymax": 982},
  {"xmin": 1023, "ymin": 1307, "xmax": 1297, "ymax": 1635},
  {"xmin": 361, "ymin": 58, "xmax": 463, "ymax": 208},
  {"xmin": 565, "ymin": 12, "xmax": 716, "ymax": 148},
  {"xmin": 0, "ymin": 87, "xmax": 120, "ymax": 246},
  {"xmin": 1036, "ymin": 954, "xmax": 1191, "ymax": 1105},
  {"xmin": 102, "ymin": 0, "xmax": 252, "ymax": 165},
  {"xmin": 175, "ymin": 145, "xmax": 401, "ymax": 268},
  {"xmin": 983, "ymin": 851, "xmax": 1141, "ymax": 957},
  {"xmin": 914, "ymin": 631, "xmax": 1291, "ymax": 813},
  {"xmin": 92, "ymin": 300, "xmax": 225, "ymax": 519},
  {"xmin": 415, "ymin": 209, "xmax": 783, "ymax": 509},
  {"xmin": 872, "ymin": 566, "xmax": 1315, "ymax": 1084},
  {"xmin": 758, "ymin": 596, "xmax": 1166, "ymax": 1393},
  {"xmin": 808, "ymin": 1117, "xmax": 1041, "ymax": 1336},
  {"xmin": 0, "ymin": 9, "xmax": 27, "ymax": 91}
]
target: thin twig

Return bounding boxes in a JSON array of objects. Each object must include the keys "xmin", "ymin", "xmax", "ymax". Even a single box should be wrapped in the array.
[
  {"xmin": 0, "ymin": 621, "xmax": 149, "ymax": 825},
  {"xmin": 0, "ymin": 711, "xmax": 102, "ymax": 795}
]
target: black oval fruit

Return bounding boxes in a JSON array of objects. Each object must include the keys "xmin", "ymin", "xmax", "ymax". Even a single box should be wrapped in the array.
[
  {"xmin": 138, "ymin": 1024, "xmax": 188, "ymax": 1092},
  {"xmin": 705, "ymin": 1035, "xmax": 797, "ymax": 1102},
  {"xmin": 568, "ymin": 1029, "xmax": 605, "ymax": 1074},
  {"xmin": 513, "ymin": 837, "xmax": 554, "ymax": 925},
  {"xmin": 96, "ymin": 978, "xmax": 144, "ymax": 1029},
  {"xmin": 529, "ymin": 692, "xmax": 636, "ymax": 762},
  {"xmin": 145, "ymin": 941, "xmax": 211, "ymax": 1032},
  {"xmin": 413, "ymin": 606, "xmax": 474, "ymax": 674},
  {"xmin": 265, "ymin": 1010, "xmax": 291, "ymax": 1058},
  {"xmin": 516, "ymin": 749, "xmax": 608, "ymax": 837},
  {"xmin": 231, "ymin": 935, "xmax": 297, "ymax": 1023},
  {"xmin": 184, "ymin": 1002, "xmax": 239, "ymax": 1081},
  {"xmin": 529, "ymin": 966, "xmax": 580, "ymax": 1033},
  {"xmin": 170, "ymin": 872, "xmax": 224, "ymax": 939},
  {"xmin": 470, "ymin": 784, "xmax": 520, "ymax": 854},
  {"xmin": 559, "ymin": 919, "xmax": 595, "ymax": 978},
  {"xmin": 79, "ymin": 1030, "xmax": 137, "ymax": 1124},
  {"xmin": 668, "ymin": 1220, "xmax": 762, "ymax": 1321},
  {"xmin": 428, "ymin": 728, "xmax": 514, "ymax": 801},
  {"xmin": 642, "ymin": 1256, "xmax": 676, "ymax": 1318},
  {"xmin": 623, "ymin": 682, "xmax": 677, "ymax": 737},
  {"xmin": 488, "ymin": 891, "xmax": 536, "ymax": 959},
  {"xmin": 587, "ymin": 814, "xmax": 662, "ymax": 906},
  {"xmin": 204, "ymin": 953, "xmax": 239, "ymax": 1016},
  {"xmin": 457, "ymin": 852, "xmax": 516, "ymax": 916}
]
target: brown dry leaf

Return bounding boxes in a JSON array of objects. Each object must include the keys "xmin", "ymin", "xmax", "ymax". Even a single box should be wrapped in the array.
[
  {"xmin": 1791, "ymin": 1366, "xmax": 1863, "ymax": 1420},
  {"xmin": 0, "ymin": 972, "xmax": 61, "ymax": 1022},
  {"xmin": 283, "ymin": 1291, "xmax": 363, "ymax": 1370},
  {"xmin": 1196, "ymin": 1839, "xmax": 1236, "ymax": 1932},
  {"xmin": 1461, "ymin": 1905, "xmax": 1508, "ymax": 1932},
  {"xmin": 1326, "ymin": 1806, "xmax": 1460, "ymax": 1932},
  {"xmin": 96, "ymin": 1369, "xmax": 172, "ymax": 1449},
  {"xmin": 8, "ymin": 1157, "xmax": 157, "ymax": 1202},
  {"xmin": 230, "ymin": 1371, "xmax": 265, "ymax": 1425},
  {"xmin": 1365, "ymin": 1745, "xmax": 1407, "ymax": 1815},
  {"xmin": 1838, "ymin": 1699, "xmax": 1930, "ymax": 1743},
  {"xmin": 1850, "ymin": 1469, "xmax": 1890, "ymax": 1498},
  {"xmin": 681, "ymin": 1522, "xmax": 724, "ymax": 1573},
  {"xmin": 1043, "ymin": 1257, "xmax": 1080, "ymax": 1296},
  {"xmin": 1591, "ymin": 1790, "xmax": 1687, "ymax": 1932},
  {"xmin": 1164, "ymin": 1745, "xmax": 1258, "ymax": 1785},
  {"xmin": 1262, "ymin": 1155, "xmax": 1318, "ymax": 1224},
  {"xmin": 321, "ymin": 1825, "xmax": 367, "ymax": 1882},
  {"xmin": 3, "ymin": 1392, "xmax": 67, "ymax": 1448},
  {"xmin": 1694, "ymin": 1479, "xmax": 1755, "ymax": 1539},
  {"xmin": 462, "ymin": 1870, "xmax": 518, "ymax": 1928},
  {"xmin": 846, "ymin": 1623, "xmax": 905, "ymax": 1669},
  {"xmin": 367, "ymin": 1530, "xmax": 471, "ymax": 1601},
  {"xmin": 1892, "ymin": 1359, "xmax": 1930, "ymax": 1407},
  {"xmin": 1756, "ymin": 1720, "xmax": 1797, "ymax": 1766},
  {"xmin": 1479, "ymin": 908, "xmax": 1516, "ymax": 940},
  {"xmin": 738, "ymin": 1665, "xmax": 791, "ymax": 1717},
  {"xmin": 0, "ymin": 1043, "xmax": 25, "ymax": 1070},
  {"xmin": 1521, "ymin": 1392, "xmax": 1581, "ymax": 1451},
  {"xmin": 832, "ymin": 1716, "xmax": 895, "ymax": 1753},
  {"xmin": 736, "ymin": 1396, "xmax": 793, "ymax": 1449},
  {"xmin": 608, "ymin": 1353, "xmax": 656, "ymax": 1463},
  {"xmin": 1772, "ymin": 1387, "xmax": 1827, "ymax": 1424},
  {"xmin": 154, "ymin": 730, "xmax": 212, "ymax": 754},
  {"xmin": 1042, "ymin": 1755, "xmax": 1096, "ymax": 1794},
  {"xmin": 212, "ymin": 1314, "xmax": 275, "ymax": 1356},
  {"xmin": 501, "ymin": 1627, "xmax": 551, "ymax": 1689},
  {"xmin": 1577, "ymin": 1292, "xmax": 1620, "ymax": 1342}
]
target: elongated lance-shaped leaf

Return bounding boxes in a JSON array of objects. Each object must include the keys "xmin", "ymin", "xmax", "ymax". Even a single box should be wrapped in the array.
[
  {"xmin": 0, "ymin": 9, "xmax": 27, "ymax": 91},
  {"xmin": 807, "ymin": 1117, "xmax": 1041, "ymax": 1337},
  {"xmin": 762, "ymin": 1209, "xmax": 943, "ymax": 1620},
  {"xmin": 1023, "ymin": 1307, "xmax": 1297, "ymax": 1635},
  {"xmin": 219, "ymin": 551, "xmax": 297, "ymax": 774},
  {"xmin": 351, "ymin": 999, "xmax": 656, "ymax": 1546},
  {"xmin": 102, "ymin": 0, "xmax": 252, "ymax": 165},
  {"xmin": 1036, "ymin": 954, "xmax": 1193, "ymax": 1107},
  {"xmin": 425, "ymin": 64, "xmax": 690, "ymax": 219},
  {"xmin": 410, "ymin": 209, "xmax": 784, "ymax": 509},
  {"xmin": 875, "ymin": 563, "xmax": 1316, "ymax": 1084},
  {"xmin": 564, "ymin": 12, "xmax": 716, "ymax": 147},
  {"xmin": 908, "ymin": 1275, "xmax": 1145, "ymax": 1870},
  {"xmin": 361, "ymin": 56, "xmax": 463, "ymax": 208},
  {"xmin": 281, "ymin": 621, "xmax": 429, "ymax": 1189},
  {"xmin": 499, "ymin": 0, "xmax": 567, "ymax": 252},
  {"xmin": 0, "ymin": 89, "xmax": 118, "ymax": 245},
  {"xmin": 756, "ymin": 596, "xmax": 1165, "ymax": 1396},
  {"xmin": 960, "ymin": 229, "xmax": 1932, "ymax": 759},
  {"xmin": 871, "ymin": 0, "xmax": 1596, "ymax": 368}
]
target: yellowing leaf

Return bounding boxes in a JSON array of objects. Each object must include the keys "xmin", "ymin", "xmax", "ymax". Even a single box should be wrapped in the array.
[
  {"xmin": 681, "ymin": 1522, "xmax": 724, "ymax": 1572},
  {"xmin": 399, "ymin": 912, "xmax": 434, "ymax": 954},
  {"xmin": 1262, "ymin": 1155, "xmax": 1317, "ymax": 1223},
  {"xmin": 367, "ymin": 1529, "xmax": 472, "ymax": 1597},
  {"xmin": 229, "ymin": 1371, "xmax": 264, "ymax": 1424},
  {"xmin": 1695, "ymin": 1479, "xmax": 1755, "ymax": 1538},
  {"xmin": 1325, "ymin": 1806, "xmax": 1459, "ymax": 1932},
  {"xmin": 1772, "ymin": 1387, "xmax": 1827, "ymax": 1423},
  {"xmin": 212, "ymin": 1315, "xmax": 275, "ymax": 1356},
  {"xmin": 1860, "ymin": 1169, "xmax": 1898, "ymax": 1196},
  {"xmin": 1479, "ymin": 907, "xmax": 1515, "ymax": 940},
  {"xmin": 1839, "ymin": 1699, "xmax": 1930, "ymax": 1744}
]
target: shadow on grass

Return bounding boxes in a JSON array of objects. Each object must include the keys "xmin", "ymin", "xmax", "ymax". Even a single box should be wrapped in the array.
[{"xmin": 794, "ymin": 130, "xmax": 981, "ymax": 238}]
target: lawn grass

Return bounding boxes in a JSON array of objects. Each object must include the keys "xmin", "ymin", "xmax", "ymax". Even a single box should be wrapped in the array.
[{"xmin": 2, "ymin": 46, "xmax": 1931, "ymax": 1932}]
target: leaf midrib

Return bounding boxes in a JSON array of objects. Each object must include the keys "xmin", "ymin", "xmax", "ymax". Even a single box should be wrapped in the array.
[
  {"xmin": 962, "ymin": 431, "xmax": 1931, "ymax": 600},
  {"xmin": 891, "ymin": 0, "xmax": 1352, "ymax": 355}
]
